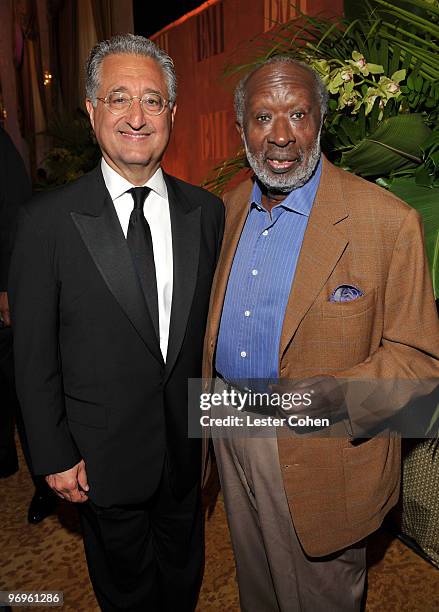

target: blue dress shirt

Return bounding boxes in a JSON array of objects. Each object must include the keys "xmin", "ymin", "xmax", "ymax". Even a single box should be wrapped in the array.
[{"xmin": 216, "ymin": 158, "xmax": 322, "ymax": 383}]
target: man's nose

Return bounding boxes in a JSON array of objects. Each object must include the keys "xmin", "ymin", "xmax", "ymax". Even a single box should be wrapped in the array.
[
  {"xmin": 267, "ymin": 115, "xmax": 295, "ymax": 146},
  {"xmin": 125, "ymin": 97, "xmax": 146, "ymax": 129}
]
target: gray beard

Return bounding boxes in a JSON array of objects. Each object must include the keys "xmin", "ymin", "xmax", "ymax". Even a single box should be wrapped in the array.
[{"xmin": 243, "ymin": 134, "xmax": 321, "ymax": 193}]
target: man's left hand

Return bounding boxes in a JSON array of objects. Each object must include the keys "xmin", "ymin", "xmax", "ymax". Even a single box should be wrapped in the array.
[{"xmin": 273, "ymin": 375, "xmax": 347, "ymax": 424}]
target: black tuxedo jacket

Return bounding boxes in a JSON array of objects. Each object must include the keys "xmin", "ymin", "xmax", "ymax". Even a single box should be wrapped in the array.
[{"xmin": 9, "ymin": 165, "xmax": 224, "ymax": 506}]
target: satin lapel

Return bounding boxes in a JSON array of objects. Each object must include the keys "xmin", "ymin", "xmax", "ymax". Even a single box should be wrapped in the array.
[
  {"xmin": 164, "ymin": 175, "xmax": 201, "ymax": 380},
  {"xmin": 70, "ymin": 171, "xmax": 164, "ymax": 365},
  {"xmin": 279, "ymin": 157, "xmax": 349, "ymax": 359},
  {"xmin": 206, "ymin": 180, "xmax": 252, "ymax": 354}
]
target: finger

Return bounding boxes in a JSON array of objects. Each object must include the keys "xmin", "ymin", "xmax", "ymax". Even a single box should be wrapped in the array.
[
  {"xmin": 77, "ymin": 463, "xmax": 89, "ymax": 492},
  {"xmin": 51, "ymin": 474, "xmax": 77, "ymax": 500},
  {"xmin": 60, "ymin": 486, "xmax": 79, "ymax": 503},
  {"xmin": 269, "ymin": 382, "xmax": 297, "ymax": 393},
  {"xmin": 69, "ymin": 480, "xmax": 89, "ymax": 502},
  {"xmin": 47, "ymin": 474, "xmax": 81, "ymax": 501},
  {"xmin": 47, "ymin": 481, "xmax": 67, "ymax": 500},
  {"xmin": 68, "ymin": 488, "xmax": 88, "ymax": 503},
  {"xmin": 271, "ymin": 377, "xmax": 319, "ymax": 393},
  {"xmin": 0, "ymin": 310, "xmax": 11, "ymax": 327},
  {"xmin": 293, "ymin": 377, "xmax": 322, "ymax": 391},
  {"xmin": 61, "ymin": 481, "xmax": 88, "ymax": 503}
]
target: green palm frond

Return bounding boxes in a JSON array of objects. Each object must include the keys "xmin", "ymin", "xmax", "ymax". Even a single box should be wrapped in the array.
[
  {"xmin": 202, "ymin": 149, "xmax": 247, "ymax": 196},
  {"xmin": 39, "ymin": 110, "xmax": 100, "ymax": 187},
  {"xmin": 341, "ymin": 114, "xmax": 430, "ymax": 176},
  {"xmin": 383, "ymin": 176, "xmax": 439, "ymax": 297}
]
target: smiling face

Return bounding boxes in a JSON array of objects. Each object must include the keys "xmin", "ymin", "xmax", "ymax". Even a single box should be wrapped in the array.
[
  {"xmin": 86, "ymin": 53, "xmax": 176, "ymax": 185},
  {"xmin": 238, "ymin": 62, "xmax": 322, "ymax": 194}
]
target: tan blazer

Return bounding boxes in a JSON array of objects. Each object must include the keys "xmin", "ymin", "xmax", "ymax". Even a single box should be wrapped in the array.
[{"xmin": 202, "ymin": 157, "xmax": 439, "ymax": 557}]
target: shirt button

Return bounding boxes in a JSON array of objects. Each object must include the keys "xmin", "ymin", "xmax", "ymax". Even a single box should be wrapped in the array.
[
  {"xmin": 244, "ymin": 310, "xmax": 251, "ymax": 317},
  {"xmin": 262, "ymin": 230, "xmax": 269, "ymax": 236},
  {"xmin": 252, "ymin": 269, "xmax": 258, "ymax": 276},
  {"xmin": 240, "ymin": 351, "xmax": 247, "ymax": 358}
]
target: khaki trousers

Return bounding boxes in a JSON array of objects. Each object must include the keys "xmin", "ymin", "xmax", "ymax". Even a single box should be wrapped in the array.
[{"xmin": 211, "ymin": 379, "xmax": 366, "ymax": 612}]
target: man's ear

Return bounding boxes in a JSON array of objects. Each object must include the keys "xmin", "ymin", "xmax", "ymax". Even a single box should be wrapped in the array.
[
  {"xmin": 170, "ymin": 104, "xmax": 177, "ymax": 128},
  {"xmin": 85, "ymin": 99, "xmax": 95, "ymax": 130},
  {"xmin": 236, "ymin": 121, "xmax": 244, "ymax": 140}
]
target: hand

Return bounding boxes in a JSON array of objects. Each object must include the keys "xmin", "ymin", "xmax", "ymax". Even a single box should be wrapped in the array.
[
  {"xmin": 0, "ymin": 291, "xmax": 11, "ymax": 327},
  {"xmin": 45, "ymin": 459, "xmax": 89, "ymax": 503},
  {"xmin": 272, "ymin": 375, "xmax": 347, "ymax": 424}
]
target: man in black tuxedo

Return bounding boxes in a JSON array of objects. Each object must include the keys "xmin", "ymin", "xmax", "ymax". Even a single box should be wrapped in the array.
[
  {"xmin": 9, "ymin": 34, "xmax": 224, "ymax": 611},
  {"xmin": 0, "ymin": 126, "xmax": 57, "ymax": 523},
  {"xmin": 0, "ymin": 126, "xmax": 31, "ymax": 478}
]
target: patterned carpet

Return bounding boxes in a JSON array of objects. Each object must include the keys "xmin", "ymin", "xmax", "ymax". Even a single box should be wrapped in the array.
[{"xmin": 1, "ymin": 442, "xmax": 438, "ymax": 612}]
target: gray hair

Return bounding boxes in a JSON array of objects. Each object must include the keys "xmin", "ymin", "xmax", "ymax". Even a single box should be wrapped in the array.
[
  {"xmin": 234, "ymin": 56, "xmax": 328, "ymax": 125},
  {"xmin": 85, "ymin": 33, "xmax": 177, "ymax": 108}
]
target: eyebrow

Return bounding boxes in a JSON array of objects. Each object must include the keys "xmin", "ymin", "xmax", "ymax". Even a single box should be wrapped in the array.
[
  {"xmin": 107, "ymin": 86, "xmax": 164, "ymax": 96},
  {"xmin": 250, "ymin": 97, "xmax": 313, "ymax": 109}
]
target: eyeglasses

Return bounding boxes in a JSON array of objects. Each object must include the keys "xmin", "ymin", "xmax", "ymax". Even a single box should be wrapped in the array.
[{"xmin": 96, "ymin": 91, "xmax": 170, "ymax": 116}]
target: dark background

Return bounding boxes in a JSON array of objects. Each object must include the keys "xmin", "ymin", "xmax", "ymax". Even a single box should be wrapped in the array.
[{"xmin": 133, "ymin": 0, "xmax": 206, "ymax": 37}]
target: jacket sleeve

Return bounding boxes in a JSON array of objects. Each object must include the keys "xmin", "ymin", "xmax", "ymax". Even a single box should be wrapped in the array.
[
  {"xmin": 8, "ymin": 205, "xmax": 81, "ymax": 474},
  {"xmin": 336, "ymin": 208, "xmax": 439, "ymax": 436}
]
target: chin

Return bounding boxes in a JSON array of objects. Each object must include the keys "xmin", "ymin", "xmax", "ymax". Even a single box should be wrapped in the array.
[
  {"xmin": 267, "ymin": 166, "xmax": 303, "ymax": 180},
  {"xmin": 257, "ymin": 166, "xmax": 306, "ymax": 192},
  {"xmin": 119, "ymin": 153, "xmax": 152, "ymax": 166}
]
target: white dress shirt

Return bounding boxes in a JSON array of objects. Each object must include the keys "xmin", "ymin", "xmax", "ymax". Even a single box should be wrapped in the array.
[{"xmin": 101, "ymin": 158, "xmax": 173, "ymax": 361}]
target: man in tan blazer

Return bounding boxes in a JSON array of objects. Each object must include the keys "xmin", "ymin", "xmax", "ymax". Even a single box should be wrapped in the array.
[{"xmin": 202, "ymin": 56, "xmax": 439, "ymax": 611}]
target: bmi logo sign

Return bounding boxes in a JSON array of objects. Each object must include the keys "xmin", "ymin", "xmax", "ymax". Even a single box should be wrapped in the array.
[
  {"xmin": 200, "ymin": 111, "xmax": 228, "ymax": 161},
  {"xmin": 264, "ymin": 0, "xmax": 305, "ymax": 32},
  {"xmin": 197, "ymin": 2, "xmax": 225, "ymax": 61}
]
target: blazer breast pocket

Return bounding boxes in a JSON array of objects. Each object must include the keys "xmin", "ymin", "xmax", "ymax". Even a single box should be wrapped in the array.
[
  {"xmin": 315, "ymin": 287, "xmax": 378, "ymax": 368},
  {"xmin": 321, "ymin": 287, "xmax": 377, "ymax": 318}
]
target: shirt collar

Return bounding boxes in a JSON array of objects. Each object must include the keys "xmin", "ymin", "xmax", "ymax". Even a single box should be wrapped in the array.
[
  {"xmin": 249, "ymin": 156, "xmax": 322, "ymax": 217},
  {"xmin": 101, "ymin": 158, "xmax": 167, "ymax": 201}
]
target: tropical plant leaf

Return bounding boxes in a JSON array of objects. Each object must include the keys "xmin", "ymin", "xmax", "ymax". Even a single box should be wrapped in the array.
[
  {"xmin": 386, "ymin": 176, "xmax": 439, "ymax": 297},
  {"xmin": 341, "ymin": 114, "xmax": 431, "ymax": 176},
  {"xmin": 39, "ymin": 110, "xmax": 100, "ymax": 187},
  {"xmin": 46, "ymin": 110, "xmax": 96, "ymax": 152},
  {"xmin": 371, "ymin": 0, "xmax": 439, "ymax": 29},
  {"xmin": 203, "ymin": 150, "xmax": 247, "ymax": 196}
]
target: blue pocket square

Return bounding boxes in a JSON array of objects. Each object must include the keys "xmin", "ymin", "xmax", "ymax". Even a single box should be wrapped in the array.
[{"xmin": 329, "ymin": 284, "xmax": 364, "ymax": 302}]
